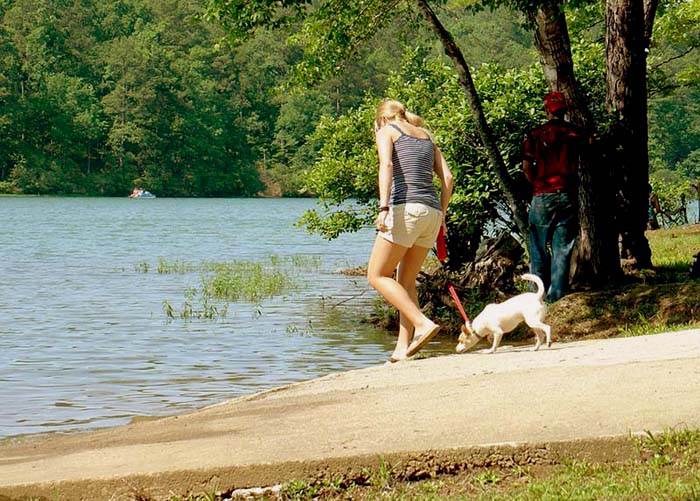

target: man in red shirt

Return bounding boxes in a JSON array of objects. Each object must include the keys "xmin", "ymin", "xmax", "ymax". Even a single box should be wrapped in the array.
[{"xmin": 523, "ymin": 91, "xmax": 581, "ymax": 302}]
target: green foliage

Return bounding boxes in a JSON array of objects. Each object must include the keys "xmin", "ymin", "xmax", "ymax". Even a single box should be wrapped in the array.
[
  {"xmin": 677, "ymin": 150, "xmax": 700, "ymax": 180},
  {"xmin": 647, "ymin": 2, "xmax": 700, "ymax": 183},
  {"xmin": 429, "ymin": 4, "xmax": 536, "ymax": 69},
  {"xmin": 1, "ymin": 0, "xmax": 426, "ymax": 196},
  {"xmin": 297, "ymin": 205, "xmax": 373, "ymax": 240},
  {"xmin": 298, "ymin": 48, "xmax": 547, "ymax": 266},
  {"xmin": 286, "ymin": 0, "xmax": 403, "ymax": 82},
  {"xmin": 3, "ymin": 0, "xmax": 697, "ymax": 199},
  {"xmin": 653, "ymin": 0, "xmax": 700, "ymax": 87},
  {"xmin": 649, "ymin": 88, "xmax": 700, "ymax": 181},
  {"xmin": 280, "ymin": 479, "xmax": 322, "ymax": 500},
  {"xmin": 0, "ymin": 0, "xmax": 267, "ymax": 196},
  {"xmin": 201, "ymin": 0, "xmax": 312, "ymax": 44},
  {"xmin": 650, "ymin": 174, "xmax": 693, "ymax": 215}
]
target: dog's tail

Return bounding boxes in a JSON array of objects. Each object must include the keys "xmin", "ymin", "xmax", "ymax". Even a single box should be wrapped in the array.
[{"xmin": 521, "ymin": 273, "xmax": 546, "ymax": 302}]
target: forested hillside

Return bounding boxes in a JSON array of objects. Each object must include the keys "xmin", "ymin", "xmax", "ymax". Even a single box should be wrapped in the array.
[
  {"xmin": 0, "ymin": 0, "xmax": 697, "ymax": 198},
  {"xmin": 1, "ymin": 0, "xmax": 268, "ymax": 196}
]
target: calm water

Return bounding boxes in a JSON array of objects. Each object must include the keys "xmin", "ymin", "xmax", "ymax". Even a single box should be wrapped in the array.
[{"xmin": 0, "ymin": 197, "xmax": 438, "ymax": 439}]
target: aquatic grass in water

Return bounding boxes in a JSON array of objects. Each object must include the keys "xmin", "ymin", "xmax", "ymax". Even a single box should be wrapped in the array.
[
  {"xmin": 144, "ymin": 254, "xmax": 322, "ymax": 321},
  {"xmin": 156, "ymin": 257, "xmax": 196, "ymax": 274},
  {"xmin": 162, "ymin": 288, "xmax": 230, "ymax": 321},
  {"xmin": 135, "ymin": 260, "xmax": 149, "ymax": 273},
  {"xmin": 202, "ymin": 261, "xmax": 294, "ymax": 303},
  {"xmin": 290, "ymin": 254, "xmax": 322, "ymax": 269}
]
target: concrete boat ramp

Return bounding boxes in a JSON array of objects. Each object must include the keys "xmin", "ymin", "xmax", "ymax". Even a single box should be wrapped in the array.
[{"xmin": 1, "ymin": 329, "xmax": 699, "ymax": 500}]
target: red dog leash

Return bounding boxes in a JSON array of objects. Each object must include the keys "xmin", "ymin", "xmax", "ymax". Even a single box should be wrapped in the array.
[{"xmin": 436, "ymin": 226, "xmax": 470, "ymax": 324}]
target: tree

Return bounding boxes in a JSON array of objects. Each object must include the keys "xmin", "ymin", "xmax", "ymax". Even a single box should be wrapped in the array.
[
  {"xmin": 513, "ymin": 1, "xmax": 618, "ymax": 285},
  {"xmin": 299, "ymin": 54, "xmax": 545, "ymax": 270},
  {"xmin": 203, "ymin": 0, "xmax": 531, "ymax": 238},
  {"xmin": 204, "ymin": 0, "xmax": 630, "ymax": 279},
  {"xmin": 605, "ymin": 0, "xmax": 656, "ymax": 267}
]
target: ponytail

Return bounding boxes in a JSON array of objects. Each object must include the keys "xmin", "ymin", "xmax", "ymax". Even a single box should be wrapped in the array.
[{"xmin": 405, "ymin": 111, "xmax": 424, "ymax": 127}]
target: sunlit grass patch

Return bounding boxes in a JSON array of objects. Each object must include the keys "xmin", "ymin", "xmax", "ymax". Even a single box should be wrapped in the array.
[
  {"xmin": 201, "ymin": 260, "xmax": 294, "ymax": 303},
  {"xmin": 618, "ymin": 319, "xmax": 700, "ymax": 337},
  {"xmin": 647, "ymin": 224, "xmax": 700, "ymax": 280},
  {"xmin": 509, "ymin": 429, "xmax": 700, "ymax": 501},
  {"xmin": 635, "ymin": 427, "xmax": 700, "ymax": 469}
]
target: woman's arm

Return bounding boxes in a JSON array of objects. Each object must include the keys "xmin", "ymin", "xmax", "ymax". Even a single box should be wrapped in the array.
[
  {"xmin": 433, "ymin": 145, "xmax": 454, "ymax": 229},
  {"xmin": 375, "ymin": 125, "xmax": 395, "ymax": 231}
]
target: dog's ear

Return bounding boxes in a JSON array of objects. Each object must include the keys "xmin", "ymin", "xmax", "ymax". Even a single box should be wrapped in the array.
[{"xmin": 461, "ymin": 321, "xmax": 474, "ymax": 335}]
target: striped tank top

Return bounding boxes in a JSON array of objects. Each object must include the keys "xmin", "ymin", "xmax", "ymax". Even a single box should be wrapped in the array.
[{"xmin": 388, "ymin": 123, "xmax": 441, "ymax": 211}]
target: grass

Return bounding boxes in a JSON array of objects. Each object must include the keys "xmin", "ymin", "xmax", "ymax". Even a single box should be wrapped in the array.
[
  {"xmin": 647, "ymin": 225, "xmax": 700, "ymax": 275},
  {"xmin": 148, "ymin": 254, "xmax": 321, "ymax": 321},
  {"xmin": 156, "ymin": 258, "xmax": 197, "ymax": 274},
  {"xmin": 288, "ymin": 429, "xmax": 700, "ymax": 501}
]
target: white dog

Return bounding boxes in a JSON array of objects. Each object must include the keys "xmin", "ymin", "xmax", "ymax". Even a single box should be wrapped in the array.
[{"xmin": 456, "ymin": 274, "xmax": 551, "ymax": 354}]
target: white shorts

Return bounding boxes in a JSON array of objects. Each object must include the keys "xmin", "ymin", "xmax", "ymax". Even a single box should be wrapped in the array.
[{"xmin": 380, "ymin": 203, "xmax": 442, "ymax": 248}]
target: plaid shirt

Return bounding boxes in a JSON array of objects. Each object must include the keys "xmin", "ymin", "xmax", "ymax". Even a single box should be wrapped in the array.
[{"xmin": 523, "ymin": 119, "xmax": 581, "ymax": 195}]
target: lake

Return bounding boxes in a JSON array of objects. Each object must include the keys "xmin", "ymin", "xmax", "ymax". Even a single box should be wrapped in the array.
[{"xmin": 0, "ymin": 197, "xmax": 452, "ymax": 439}]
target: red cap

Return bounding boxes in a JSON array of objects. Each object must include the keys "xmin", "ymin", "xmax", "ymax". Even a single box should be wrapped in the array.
[{"xmin": 544, "ymin": 91, "xmax": 567, "ymax": 114}]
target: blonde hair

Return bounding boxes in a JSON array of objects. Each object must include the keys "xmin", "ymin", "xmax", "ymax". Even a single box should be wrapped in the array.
[{"xmin": 375, "ymin": 99, "xmax": 424, "ymax": 128}]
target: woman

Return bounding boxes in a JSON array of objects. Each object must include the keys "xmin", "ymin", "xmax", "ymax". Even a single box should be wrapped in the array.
[{"xmin": 367, "ymin": 99, "xmax": 453, "ymax": 362}]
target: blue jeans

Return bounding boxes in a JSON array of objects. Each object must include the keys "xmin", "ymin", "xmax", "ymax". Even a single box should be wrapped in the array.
[{"xmin": 528, "ymin": 192, "xmax": 577, "ymax": 302}]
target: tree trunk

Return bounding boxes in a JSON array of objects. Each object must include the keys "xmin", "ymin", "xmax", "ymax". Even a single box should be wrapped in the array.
[
  {"xmin": 643, "ymin": 0, "xmax": 659, "ymax": 44},
  {"xmin": 606, "ymin": 0, "xmax": 653, "ymax": 268},
  {"xmin": 414, "ymin": 0, "xmax": 529, "ymax": 240},
  {"xmin": 527, "ymin": 0, "xmax": 621, "ymax": 286}
]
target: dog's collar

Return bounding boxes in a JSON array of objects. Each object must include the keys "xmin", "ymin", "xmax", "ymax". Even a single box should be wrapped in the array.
[
  {"xmin": 463, "ymin": 323, "xmax": 486, "ymax": 339},
  {"xmin": 468, "ymin": 329, "xmax": 487, "ymax": 340}
]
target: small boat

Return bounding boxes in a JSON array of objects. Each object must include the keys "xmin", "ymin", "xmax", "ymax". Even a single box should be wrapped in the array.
[{"xmin": 129, "ymin": 188, "xmax": 156, "ymax": 198}]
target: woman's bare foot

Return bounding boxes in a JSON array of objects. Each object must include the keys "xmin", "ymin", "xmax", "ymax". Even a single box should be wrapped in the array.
[{"xmin": 387, "ymin": 349, "xmax": 408, "ymax": 363}]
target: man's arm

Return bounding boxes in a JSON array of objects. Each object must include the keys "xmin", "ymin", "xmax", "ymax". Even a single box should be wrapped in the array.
[
  {"xmin": 523, "ymin": 159, "xmax": 535, "ymax": 184},
  {"xmin": 522, "ymin": 132, "xmax": 536, "ymax": 185}
]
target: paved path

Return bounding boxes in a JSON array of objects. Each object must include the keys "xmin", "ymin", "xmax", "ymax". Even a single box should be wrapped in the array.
[{"xmin": 1, "ymin": 329, "xmax": 699, "ymax": 500}]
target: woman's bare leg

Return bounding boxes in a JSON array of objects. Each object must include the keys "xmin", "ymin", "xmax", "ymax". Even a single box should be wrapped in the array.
[
  {"xmin": 396, "ymin": 244, "xmax": 431, "ymax": 352},
  {"xmin": 367, "ymin": 237, "xmax": 437, "ymax": 359}
]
